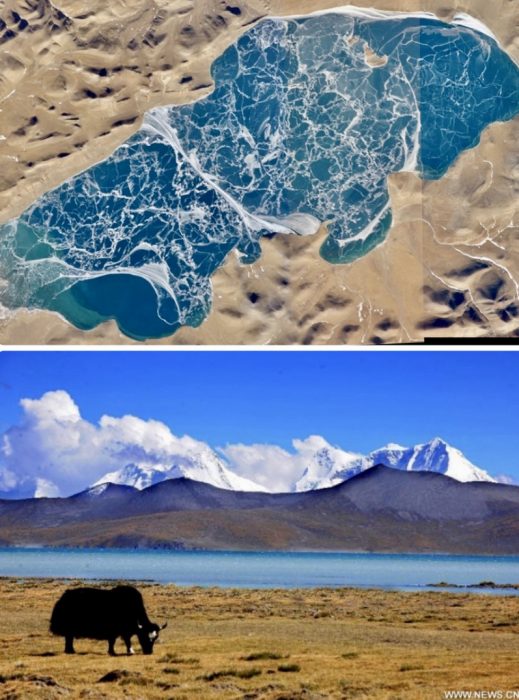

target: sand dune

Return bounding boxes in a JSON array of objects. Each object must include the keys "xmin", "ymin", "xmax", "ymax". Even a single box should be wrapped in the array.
[{"xmin": 0, "ymin": 0, "xmax": 517, "ymax": 344}]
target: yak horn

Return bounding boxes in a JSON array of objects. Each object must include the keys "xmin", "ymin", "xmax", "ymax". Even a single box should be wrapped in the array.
[{"xmin": 160, "ymin": 622, "xmax": 168, "ymax": 630}]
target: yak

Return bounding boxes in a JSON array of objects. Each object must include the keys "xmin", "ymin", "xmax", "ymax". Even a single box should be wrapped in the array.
[{"xmin": 50, "ymin": 584, "xmax": 167, "ymax": 655}]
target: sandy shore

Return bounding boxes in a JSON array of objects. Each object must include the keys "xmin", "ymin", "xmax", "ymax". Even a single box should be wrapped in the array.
[
  {"xmin": 1, "ymin": 577, "xmax": 519, "ymax": 698},
  {"xmin": 0, "ymin": 0, "xmax": 517, "ymax": 344}
]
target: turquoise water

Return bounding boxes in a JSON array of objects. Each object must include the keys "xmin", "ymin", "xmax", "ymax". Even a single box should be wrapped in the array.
[
  {"xmin": 1, "ymin": 548, "xmax": 519, "ymax": 593},
  {"xmin": 1, "ymin": 13, "xmax": 518, "ymax": 339}
]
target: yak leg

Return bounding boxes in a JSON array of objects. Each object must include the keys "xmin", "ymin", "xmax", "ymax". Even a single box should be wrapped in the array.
[
  {"xmin": 108, "ymin": 638, "xmax": 117, "ymax": 656},
  {"xmin": 123, "ymin": 636, "xmax": 134, "ymax": 655},
  {"xmin": 64, "ymin": 636, "xmax": 75, "ymax": 654}
]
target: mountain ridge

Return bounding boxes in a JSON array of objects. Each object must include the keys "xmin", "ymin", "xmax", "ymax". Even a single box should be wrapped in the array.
[
  {"xmin": 293, "ymin": 437, "xmax": 494, "ymax": 491},
  {"xmin": 92, "ymin": 452, "xmax": 267, "ymax": 493},
  {"xmin": 1, "ymin": 466, "xmax": 518, "ymax": 555},
  {"xmin": 89, "ymin": 436, "xmax": 496, "ymax": 496}
]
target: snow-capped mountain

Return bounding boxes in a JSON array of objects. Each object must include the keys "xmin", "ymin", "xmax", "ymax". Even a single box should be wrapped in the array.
[
  {"xmin": 293, "ymin": 437, "xmax": 494, "ymax": 492},
  {"xmin": 92, "ymin": 435, "xmax": 494, "ymax": 496},
  {"xmin": 93, "ymin": 444, "xmax": 266, "ymax": 493},
  {"xmin": 293, "ymin": 436, "xmax": 365, "ymax": 492},
  {"xmin": 368, "ymin": 438, "xmax": 493, "ymax": 483}
]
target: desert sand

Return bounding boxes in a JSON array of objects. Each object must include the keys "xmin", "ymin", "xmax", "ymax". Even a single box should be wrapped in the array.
[
  {"xmin": 0, "ymin": 0, "xmax": 517, "ymax": 344},
  {"xmin": 1, "ymin": 578, "xmax": 519, "ymax": 699}
]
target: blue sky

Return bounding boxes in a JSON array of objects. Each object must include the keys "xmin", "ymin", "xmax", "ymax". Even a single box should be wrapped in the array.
[{"xmin": 0, "ymin": 350, "xmax": 518, "ymax": 481}]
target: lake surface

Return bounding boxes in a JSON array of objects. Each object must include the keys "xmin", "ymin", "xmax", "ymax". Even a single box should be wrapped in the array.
[
  {"xmin": 1, "ymin": 548, "xmax": 519, "ymax": 594},
  {"xmin": 1, "ymin": 12, "xmax": 518, "ymax": 339}
]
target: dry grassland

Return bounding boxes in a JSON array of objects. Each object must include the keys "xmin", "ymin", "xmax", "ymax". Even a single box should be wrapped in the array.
[{"xmin": 1, "ymin": 579, "xmax": 519, "ymax": 699}]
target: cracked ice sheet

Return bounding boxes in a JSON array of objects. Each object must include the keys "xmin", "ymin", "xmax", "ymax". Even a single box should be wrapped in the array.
[{"xmin": 0, "ymin": 12, "xmax": 517, "ymax": 340}]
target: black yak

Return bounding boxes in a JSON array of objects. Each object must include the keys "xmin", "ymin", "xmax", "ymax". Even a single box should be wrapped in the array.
[{"xmin": 50, "ymin": 585, "xmax": 166, "ymax": 655}]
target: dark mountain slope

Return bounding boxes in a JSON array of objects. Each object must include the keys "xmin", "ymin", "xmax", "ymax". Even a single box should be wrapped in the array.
[{"xmin": 1, "ymin": 466, "xmax": 518, "ymax": 554}]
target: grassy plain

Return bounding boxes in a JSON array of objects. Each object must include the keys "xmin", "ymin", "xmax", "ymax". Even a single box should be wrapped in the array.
[{"xmin": 0, "ymin": 578, "xmax": 519, "ymax": 699}]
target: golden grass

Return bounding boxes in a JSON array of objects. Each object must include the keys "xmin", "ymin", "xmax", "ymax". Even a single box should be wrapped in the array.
[{"xmin": 0, "ymin": 578, "xmax": 519, "ymax": 699}]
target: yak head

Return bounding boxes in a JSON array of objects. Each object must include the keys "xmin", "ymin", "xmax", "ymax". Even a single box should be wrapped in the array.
[{"xmin": 137, "ymin": 621, "xmax": 167, "ymax": 655}]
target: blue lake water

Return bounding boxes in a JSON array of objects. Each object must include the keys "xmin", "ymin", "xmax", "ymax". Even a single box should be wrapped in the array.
[
  {"xmin": 1, "ymin": 13, "xmax": 518, "ymax": 339},
  {"xmin": 1, "ymin": 548, "xmax": 519, "ymax": 594}
]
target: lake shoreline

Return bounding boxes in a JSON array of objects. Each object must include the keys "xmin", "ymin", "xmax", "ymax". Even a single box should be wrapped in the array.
[
  {"xmin": 2, "ymin": 548, "xmax": 519, "ymax": 594},
  {"xmin": 2, "ymin": 575, "xmax": 519, "ymax": 597},
  {"xmin": 5, "ymin": 543, "xmax": 519, "ymax": 556}
]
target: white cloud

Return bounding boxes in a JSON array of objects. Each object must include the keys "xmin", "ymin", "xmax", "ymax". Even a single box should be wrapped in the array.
[
  {"xmin": 220, "ymin": 443, "xmax": 299, "ymax": 491},
  {"xmin": 34, "ymin": 478, "xmax": 60, "ymax": 498},
  {"xmin": 496, "ymin": 474, "xmax": 516, "ymax": 485},
  {"xmin": 0, "ymin": 465, "xmax": 17, "ymax": 491},
  {"xmin": 0, "ymin": 390, "xmax": 230, "ymax": 498},
  {"xmin": 2, "ymin": 390, "xmax": 504, "ymax": 498},
  {"xmin": 21, "ymin": 390, "xmax": 81, "ymax": 425},
  {"xmin": 220, "ymin": 435, "xmax": 343, "ymax": 492},
  {"xmin": 0, "ymin": 390, "xmax": 331, "ymax": 497},
  {"xmin": 292, "ymin": 435, "xmax": 330, "ymax": 453}
]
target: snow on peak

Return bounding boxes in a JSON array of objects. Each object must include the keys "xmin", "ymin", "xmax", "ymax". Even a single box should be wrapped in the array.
[
  {"xmin": 430, "ymin": 436, "xmax": 447, "ymax": 445},
  {"xmin": 371, "ymin": 438, "xmax": 494, "ymax": 484},
  {"xmin": 293, "ymin": 437, "xmax": 365, "ymax": 492},
  {"xmin": 86, "ymin": 483, "xmax": 110, "ymax": 496},
  {"xmin": 93, "ymin": 449, "xmax": 267, "ymax": 494},
  {"xmin": 293, "ymin": 437, "xmax": 495, "ymax": 491},
  {"xmin": 409, "ymin": 439, "xmax": 492, "ymax": 483},
  {"xmin": 91, "ymin": 435, "xmax": 494, "ymax": 495}
]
